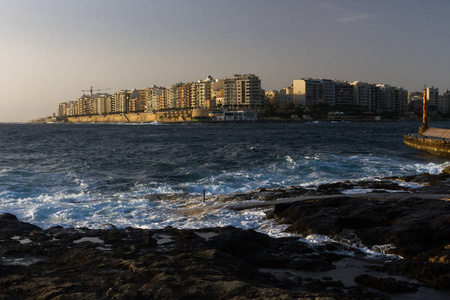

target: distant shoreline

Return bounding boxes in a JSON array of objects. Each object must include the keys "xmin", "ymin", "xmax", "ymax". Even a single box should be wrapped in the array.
[{"xmin": 27, "ymin": 112, "xmax": 435, "ymax": 124}]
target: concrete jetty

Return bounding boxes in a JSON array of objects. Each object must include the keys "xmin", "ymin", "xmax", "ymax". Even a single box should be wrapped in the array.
[
  {"xmin": 404, "ymin": 128, "xmax": 450, "ymax": 157},
  {"xmin": 404, "ymin": 87, "xmax": 450, "ymax": 157}
]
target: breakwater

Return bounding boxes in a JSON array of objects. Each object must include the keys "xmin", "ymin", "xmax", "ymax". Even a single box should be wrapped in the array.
[{"xmin": 404, "ymin": 127, "xmax": 450, "ymax": 157}]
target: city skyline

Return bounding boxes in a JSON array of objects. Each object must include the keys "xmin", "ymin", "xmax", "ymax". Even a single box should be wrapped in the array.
[
  {"xmin": 1, "ymin": 0, "xmax": 450, "ymax": 122},
  {"xmin": 56, "ymin": 74, "xmax": 413, "ymax": 120}
]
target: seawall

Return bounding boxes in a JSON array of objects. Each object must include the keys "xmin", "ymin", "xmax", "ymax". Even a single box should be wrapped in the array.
[
  {"xmin": 66, "ymin": 111, "xmax": 193, "ymax": 123},
  {"xmin": 404, "ymin": 128, "xmax": 450, "ymax": 157}
]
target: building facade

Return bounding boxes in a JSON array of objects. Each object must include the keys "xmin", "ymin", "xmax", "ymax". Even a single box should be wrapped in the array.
[{"xmin": 223, "ymin": 74, "xmax": 261, "ymax": 108}]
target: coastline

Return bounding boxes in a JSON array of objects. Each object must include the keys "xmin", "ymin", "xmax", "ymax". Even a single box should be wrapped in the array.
[
  {"xmin": 1, "ymin": 170, "xmax": 450, "ymax": 299},
  {"xmin": 28, "ymin": 110, "xmax": 437, "ymax": 124}
]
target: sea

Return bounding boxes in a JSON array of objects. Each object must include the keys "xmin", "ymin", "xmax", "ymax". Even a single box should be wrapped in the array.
[{"xmin": 1, "ymin": 121, "xmax": 449, "ymax": 235}]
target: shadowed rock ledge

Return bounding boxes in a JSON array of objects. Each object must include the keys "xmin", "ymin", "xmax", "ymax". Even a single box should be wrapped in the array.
[{"xmin": 0, "ymin": 213, "xmax": 426, "ymax": 299}]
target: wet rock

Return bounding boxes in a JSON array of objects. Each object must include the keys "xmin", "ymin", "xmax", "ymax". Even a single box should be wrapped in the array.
[
  {"xmin": 0, "ymin": 213, "xmax": 392, "ymax": 299},
  {"xmin": 0, "ymin": 213, "xmax": 41, "ymax": 235},
  {"xmin": 272, "ymin": 195, "xmax": 450, "ymax": 290},
  {"xmin": 441, "ymin": 166, "xmax": 450, "ymax": 175},
  {"xmin": 371, "ymin": 259, "xmax": 450, "ymax": 291},
  {"xmin": 354, "ymin": 274, "xmax": 419, "ymax": 293},
  {"xmin": 355, "ymin": 180, "xmax": 410, "ymax": 191},
  {"xmin": 317, "ymin": 182, "xmax": 353, "ymax": 194},
  {"xmin": 219, "ymin": 186, "xmax": 313, "ymax": 202},
  {"xmin": 393, "ymin": 171, "xmax": 450, "ymax": 186}
]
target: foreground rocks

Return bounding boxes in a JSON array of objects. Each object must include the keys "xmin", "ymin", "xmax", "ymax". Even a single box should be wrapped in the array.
[
  {"xmin": 268, "ymin": 170, "xmax": 450, "ymax": 292},
  {"xmin": 2, "ymin": 171, "xmax": 450, "ymax": 299},
  {"xmin": 0, "ymin": 214, "xmax": 446, "ymax": 299},
  {"xmin": 0, "ymin": 213, "xmax": 425, "ymax": 300}
]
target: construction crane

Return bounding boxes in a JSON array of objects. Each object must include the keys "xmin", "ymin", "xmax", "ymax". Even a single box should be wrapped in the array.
[{"xmin": 82, "ymin": 86, "xmax": 111, "ymax": 98}]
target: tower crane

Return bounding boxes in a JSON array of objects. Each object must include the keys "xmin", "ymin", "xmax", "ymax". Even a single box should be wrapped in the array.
[{"xmin": 82, "ymin": 86, "xmax": 111, "ymax": 98}]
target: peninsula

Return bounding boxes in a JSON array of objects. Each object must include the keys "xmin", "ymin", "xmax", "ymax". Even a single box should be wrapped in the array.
[{"xmin": 34, "ymin": 74, "xmax": 450, "ymax": 124}]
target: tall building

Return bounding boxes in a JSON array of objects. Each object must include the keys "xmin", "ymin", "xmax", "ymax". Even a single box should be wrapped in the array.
[
  {"xmin": 77, "ymin": 95, "xmax": 93, "ymax": 115},
  {"xmin": 168, "ymin": 83, "xmax": 184, "ymax": 109},
  {"xmin": 394, "ymin": 87, "xmax": 408, "ymax": 112},
  {"xmin": 292, "ymin": 78, "xmax": 334, "ymax": 107},
  {"xmin": 426, "ymin": 86, "xmax": 440, "ymax": 107},
  {"xmin": 144, "ymin": 86, "xmax": 165, "ymax": 112},
  {"xmin": 190, "ymin": 76, "xmax": 214, "ymax": 108},
  {"xmin": 68, "ymin": 101, "xmax": 78, "ymax": 116},
  {"xmin": 135, "ymin": 89, "xmax": 149, "ymax": 112},
  {"xmin": 293, "ymin": 78, "xmax": 324, "ymax": 106},
  {"xmin": 321, "ymin": 79, "xmax": 335, "ymax": 106},
  {"xmin": 443, "ymin": 90, "xmax": 450, "ymax": 113},
  {"xmin": 223, "ymin": 74, "xmax": 261, "ymax": 108},
  {"xmin": 95, "ymin": 94, "xmax": 112, "ymax": 115},
  {"xmin": 58, "ymin": 102, "xmax": 67, "ymax": 117},
  {"xmin": 351, "ymin": 81, "xmax": 376, "ymax": 111},
  {"xmin": 112, "ymin": 90, "xmax": 139, "ymax": 113},
  {"xmin": 155, "ymin": 88, "xmax": 169, "ymax": 110},
  {"xmin": 334, "ymin": 81, "xmax": 354, "ymax": 108},
  {"xmin": 211, "ymin": 79, "xmax": 224, "ymax": 108},
  {"xmin": 177, "ymin": 83, "xmax": 192, "ymax": 109}
]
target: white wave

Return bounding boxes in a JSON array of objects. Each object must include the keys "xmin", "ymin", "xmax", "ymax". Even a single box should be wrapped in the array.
[
  {"xmin": 305, "ymin": 234, "xmax": 401, "ymax": 259},
  {"xmin": 305, "ymin": 234, "xmax": 334, "ymax": 244},
  {"xmin": 285, "ymin": 155, "xmax": 296, "ymax": 165},
  {"xmin": 402, "ymin": 161, "xmax": 450, "ymax": 175}
]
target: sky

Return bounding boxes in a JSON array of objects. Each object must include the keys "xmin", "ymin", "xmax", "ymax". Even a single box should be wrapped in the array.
[{"xmin": 1, "ymin": 0, "xmax": 449, "ymax": 122}]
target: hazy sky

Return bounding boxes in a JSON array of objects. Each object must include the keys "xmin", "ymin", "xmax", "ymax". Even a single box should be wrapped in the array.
[{"xmin": 1, "ymin": 0, "xmax": 449, "ymax": 122}]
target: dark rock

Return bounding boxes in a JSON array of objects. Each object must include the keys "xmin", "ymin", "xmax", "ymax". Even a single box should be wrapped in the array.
[
  {"xmin": 272, "ymin": 195, "xmax": 450, "ymax": 290},
  {"xmin": 317, "ymin": 182, "xmax": 353, "ymax": 194},
  {"xmin": 441, "ymin": 166, "xmax": 450, "ymax": 175},
  {"xmin": 354, "ymin": 274, "xmax": 419, "ymax": 293},
  {"xmin": 395, "ymin": 171, "xmax": 450, "ymax": 186},
  {"xmin": 356, "ymin": 180, "xmax": 410, "ymax": 191},
  {"xmin": 0, "ymin": 213, "xmax": 392, "ymax": 299},
  {"xmin": 0, "ymin": 213, "xmax": 42, "ymax": 236},
  {"xmin": 219, "ymin": 186, "xmax": 312, "ymax": 202}
]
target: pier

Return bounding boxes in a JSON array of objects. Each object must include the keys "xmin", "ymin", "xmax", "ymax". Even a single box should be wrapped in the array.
[{"xmin": 404, "ymin": 87, "xmax": 450, "ymax": 157}]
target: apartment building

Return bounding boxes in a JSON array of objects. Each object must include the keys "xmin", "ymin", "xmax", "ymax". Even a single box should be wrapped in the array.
[
  {"xmin": 95, "ymin": 94, "xmax": 111, "ymax": 115},
  {"xmin": 155, "ymin": 88, "xmax": 169, "ymax": 111},
  {"xmin": 293, "ymin": 78, "xmax": 323, "ymax": 106},
  {"xmin": 223, "ymin": 74, "xmax": 261, "ymax": 108},
  {"xmin": 321, "ymin": 79, "xmax": 336, "ymax": 106},
  {"xmin": 190, "ymin": 76, "xmax": 214, "ymax": 108},
  {"xmin": 211, "ymin": 79, "xmax": 224, "ymax": 107},
  {"xmin": 426, "ymin": 86, "xmax": 440, "ymax": 110},
  {"xmin": 77, "ymin": 96, "xmax": 94, "ymax": 115},
  {"xmin": 443, "ymin": 90, "xmax": 450, "ymax": 113},
  {"xmin": 291, "ymin": 78, "xmax": 408, "ymax": 113},
  {"xmin": 136, "ymin": 89, "xmax": 149, "ymax": 112},
  {"xmin": 351, "ymin": 81, "xmax": 376, "ymax": 111},
  {"xmin": 58, "ymin": 102, "xmax": 67, "ymax": 117},
  {"xmin": 334, "ymin": 81, "xmax": 354, "ymax": 108}
]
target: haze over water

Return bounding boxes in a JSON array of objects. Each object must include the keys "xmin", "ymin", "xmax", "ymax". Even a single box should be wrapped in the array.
[{"xmin": 1, "ymin": 121, "xmax": 448, "ymax": 232}]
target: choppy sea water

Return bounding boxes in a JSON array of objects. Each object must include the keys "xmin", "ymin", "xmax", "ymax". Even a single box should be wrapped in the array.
[{"xmin": 0, "ymin": 121, "xmax": 449, "ymax": 234}]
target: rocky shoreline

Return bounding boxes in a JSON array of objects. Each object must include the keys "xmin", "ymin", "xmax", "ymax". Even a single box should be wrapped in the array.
[{"xmin": 1, "ymin": 170, "xmax": 450, "ymax": 299}]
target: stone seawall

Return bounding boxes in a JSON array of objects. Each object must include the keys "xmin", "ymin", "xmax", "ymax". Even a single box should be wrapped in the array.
[
  {"xmin": 404, "ymin": 133, "xmax": 450, "ymax": 157},
  {"xmin": 66, "ymin": 112, "xmax": 193, "ymax": 123}
]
